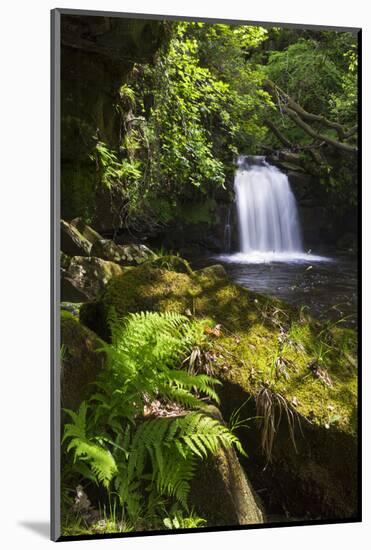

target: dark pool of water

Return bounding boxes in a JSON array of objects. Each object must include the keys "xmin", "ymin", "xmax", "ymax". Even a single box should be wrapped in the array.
[{"xmin": 192, "ymin": 250, "xmax": 358, "ymax": 327}]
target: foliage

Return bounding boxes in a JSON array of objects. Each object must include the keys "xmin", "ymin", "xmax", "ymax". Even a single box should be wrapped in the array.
[
  {"xmin": 92, "ymin": 22, "xmax": 273, "ymax": 229},
  {"xmin": 262, "ymin": 30, "xmax": 358, "ymax": 211},
  {"xmin": 62, "ymin": 20, "xmax": 358, "ymax": 226},
  {"xmin": 163, "ymin": 509, "xmax": 206, "ymax": 529},
  {"xmin": 62, "ymin": 311, "xmax": 244, "ymax": 530}
]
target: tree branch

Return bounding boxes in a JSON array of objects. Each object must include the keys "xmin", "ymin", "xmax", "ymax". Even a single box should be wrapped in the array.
[
  {"xmin": 263, "ymin": 80, "xmax": 358, "ymax": 154},
  {"xmin": 284, "ymin": 107, "xmax": 357, "ymax": 153},
  {"xmin": 263, "ymin": 119, "xmax": 293, "ymax": 149}
]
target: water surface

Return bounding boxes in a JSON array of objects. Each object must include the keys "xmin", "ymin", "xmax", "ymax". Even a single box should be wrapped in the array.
[{"xmin": 212, "ymin": 251, "xmax": 357, "ymax": 326}]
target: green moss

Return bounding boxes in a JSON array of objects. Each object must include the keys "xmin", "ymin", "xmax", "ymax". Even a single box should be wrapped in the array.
[
  {"xmin": 61, "ymin": 309, "xmax": 76, "ymax": 320},
  {"xmin": 79, "ymin": 262, "xmax": 357, "ymax": 436},
  {"xmin": 61, "ymin": 313, "xmax": 106, "ymax": 412}
]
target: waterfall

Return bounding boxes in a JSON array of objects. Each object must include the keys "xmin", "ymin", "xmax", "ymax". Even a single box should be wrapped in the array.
[
  {"xmin": 234, "ymin": 156, "xmax": 303, "ymax": 254},
  {"xmin": 224, "ymin": 207, "xmax": 231, "ymax": 252}
]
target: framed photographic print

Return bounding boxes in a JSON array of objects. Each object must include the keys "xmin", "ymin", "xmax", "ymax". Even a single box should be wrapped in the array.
[{"xmin": 51, "ymin": 7, "xmax": 361, "ymax": 541}]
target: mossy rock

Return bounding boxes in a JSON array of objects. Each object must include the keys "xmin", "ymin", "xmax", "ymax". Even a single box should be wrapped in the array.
[
  {"xmin": 70, "ymin": 218, "xmax": 103, "ymax": 244},
  {"xmin": 61, "ymin": 311, "xmax": 105, "ymax": 413},
  {"xmin": 79, "ymin": 262, "xmax": 358, "ymax": 519},
  {"xmin": 197, "ymin": 264, "xmax": 227, "ymax": 279},
  {"xmin": 90, "ymin": 239, "xmax": 156, "ymax": 265},
  {"xmin": 79, "ymin": 265, "xmax": 198, "ymax": 339},
  {"xmin": 62, "ymin": 255, "xmax": 127, "ymax": 301},
  {"xmin": 61, "ymin": 219, "xmax": 92, "ymax": 257},
  {"xmin": 90, "ymin": 239, "xmax": 124, "ymax": 263}
]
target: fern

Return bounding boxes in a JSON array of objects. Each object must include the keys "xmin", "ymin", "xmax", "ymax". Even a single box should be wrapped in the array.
[
  {"xmin": 99, "ymin": 311, "xmax": 221, "ymax": 413},
  {"xmin": 63, "ymin": 402, "xmax": 117, "ymax": 488},
  {"xmin": 62, "ymin": 311, "xmax": 246, "ymax": 528}
]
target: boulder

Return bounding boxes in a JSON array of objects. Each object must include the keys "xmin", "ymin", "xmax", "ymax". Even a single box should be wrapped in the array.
[
  {"xmin": 90, "ymin": 239, "xmax": 123, "ymax": 263},
  {"xmin": 61, "ymin": 219, "xmax": 92, "ymax": 257},
  {"xmin": 61, "ymin": 311, "xmax": 105, "ymax": 412},
  {"xmin": 70, "ymin": 218, "xmax": 103, "ymax": 244},
  {"xmin": 190, "ymin": 406, "xmax": 265, "ymax": 526},
  {"xmin": 62, "ymin": 256, "xmax": 126, "ymax": 302},
  {"xmin": 197, "ymin": 264, "xmax": 227, "ymax": 279},
  {"xmin": 90, "ymin": 239, "xmax": 156, "ymax": 265},
  {"xmin": 61, "ymin": 276, "xmax": 90, "ymax": 302},
  {"xmin": 120, "ymin": 243, "xmax": 156, "ymax": 264}
]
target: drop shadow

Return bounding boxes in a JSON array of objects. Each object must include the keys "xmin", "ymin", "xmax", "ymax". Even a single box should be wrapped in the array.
[{"xmin": 18, "ymin": 521, "xmax": 50, "ymax": 539}]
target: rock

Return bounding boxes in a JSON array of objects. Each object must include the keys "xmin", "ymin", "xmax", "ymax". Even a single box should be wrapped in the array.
[
  {"xmin": 61, "ymin": 219, "xmax": 92, "ymax": 257},
  {"xmin": 190, "ymin": 406, "xmax": 264, "ymax": 526},
  {"xmin": 61, "ymin": 276, "xmax": 90, "ymax": 302},
  {"xmin": 90, "ymin": 239, "xmax": 124, "ymax": 263},
  {"xmin": 79, "ymin": 265, "xmax": 201, "ymax": 340},
  {"xmin": 90, "ymin": 239, "xmax": 156, "ymax": 265},
  {"xmin": 191, "ymin": 447, "xmax": 264, "ymax": 526},
  {"xmin": 61, "ymin": 251, "xmax": 71, "ymax": 270},
  {"xmin": 61, "ymin": 312, "xmax": 105, "ymax": 412},
  {"xmin": 70, "ymin": 218, "xmax": 103, "ymax": 244},
  {"xmin": 62, "ymin": 256, "xmax": 126, "ymax": 301},
  {"xmin": 120, "ymin": 243, "xmax": 156, "ymax": 264},
  {"xmin": 197, "ymin": 264, "xmax": 228, "ymax": 279}
]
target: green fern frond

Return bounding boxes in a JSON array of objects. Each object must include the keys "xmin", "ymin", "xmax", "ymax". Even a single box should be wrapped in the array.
[{"xmin": 63, "ymin": 402, "xmax": 117, "ymax": 488}]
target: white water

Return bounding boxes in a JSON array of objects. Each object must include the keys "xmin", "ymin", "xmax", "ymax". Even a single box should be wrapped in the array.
[
  {"xmin": 220, "ymin": 156, "xmax": 331, "ymax": 264},
  {"xmin": 236, "ymin": 156, "xmax": 302, "ymax": 253}
]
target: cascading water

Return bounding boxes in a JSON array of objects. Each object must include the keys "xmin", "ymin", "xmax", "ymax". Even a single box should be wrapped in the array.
[
  {"xmin": 223, "ymin": 206, "xmax": 232, "ymax": 252},
  {"xmin": 235, "ymin": 155, "xmax": 303, "ymax": 254},
  {"xmin": 217, "ymin": 155, "xmax": 330, "ymax": 263}
]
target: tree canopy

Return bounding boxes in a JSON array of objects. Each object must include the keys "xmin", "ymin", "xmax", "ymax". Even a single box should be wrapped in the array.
[{"xmin": 75, "ymin": 22, "xmax": 358, "ymax": 229}]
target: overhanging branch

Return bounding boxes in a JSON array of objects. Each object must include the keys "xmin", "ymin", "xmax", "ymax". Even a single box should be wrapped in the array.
[{"xmin": 263, "ymin": 80, "xmax": 358, "ymax": 154}]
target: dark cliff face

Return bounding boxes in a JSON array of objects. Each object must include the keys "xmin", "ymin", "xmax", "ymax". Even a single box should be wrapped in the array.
[{"xmin": 60, "ymin": 15, "xmax": 167, "ymax": 222}]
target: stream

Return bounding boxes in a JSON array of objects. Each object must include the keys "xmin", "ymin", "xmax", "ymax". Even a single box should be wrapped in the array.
[{"xmin": 213, "ymin": 251, "xmax": 357, "ymax": 326}]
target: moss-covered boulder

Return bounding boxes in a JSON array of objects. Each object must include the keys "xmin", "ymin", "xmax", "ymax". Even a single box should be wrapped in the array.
[
  {"xmin": 120, "ymin": 243, "xmax": 156, "ymax": 264},
  {"xmin": 61, "ymin": 219, "xmax": 92, "ymax": 257},
  {"xmin": 79, "ymin": 263, "xmax": 358, "ymax": 519},
  {"xmin": 90, "ymin": 239, "xmax": 124, "ymax": 263},
  {"xmin": 90, "ymin": 239, "xmax": 156, "ymax": 265},
  {"xmin": 197, "ymin": 264, "xmax": 227, "ymax": 279},
  {"xmin": 62, "ymin": 255, "xmax": 126, "ymax": 301},
  {"xmin": 61, "ymin": 311, "xmax": 105, "ymax": 412},
  {"xmin": 70, "ymin": 218, "xmax": 103, "ymax": 245}
]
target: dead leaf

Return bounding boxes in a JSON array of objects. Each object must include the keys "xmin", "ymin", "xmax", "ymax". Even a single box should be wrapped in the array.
[{"xmin": 204, "ymin": 324, "xmax": 222, "ymax": 337}]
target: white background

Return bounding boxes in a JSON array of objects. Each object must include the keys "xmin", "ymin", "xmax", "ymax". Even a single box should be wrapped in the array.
[{"xmin": 0, "ymin": 0, "xmax": 369, "ymax": 548}]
